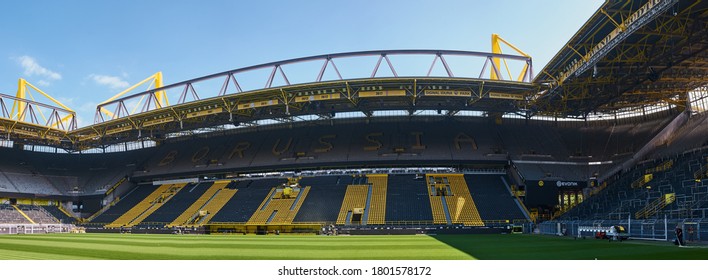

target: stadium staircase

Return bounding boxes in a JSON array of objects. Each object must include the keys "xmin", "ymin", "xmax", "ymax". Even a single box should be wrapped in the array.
[
  {"xmin": 0, "ymin": 205, "xmax": 28, "ymax": 223},
  {"xmin": 89, "ymin": 185, "xmax": 156, "ymax": 224},
  {"xmin": 559, "ymin": 150, "xmax": 708, "ymax": 220},
  {"xmin": 694, "ymin": 163, "xmax": 708, "ymax": 180},
  {"xmin": 209, "ymin": 179, "xmax": 285, "ymax": 223},
  {"xmin": 85, "ymin": 197, "xmax": 121, "ymax": 222},
  {"xmin": 42, "ymin": 206, "xmax": 77, "ymax": 224},
  {"xmin": 631, "ymin": 174, "xmax": 654, "ymax": 189},
  {"xmin": 133, "ymin": 182, "xmax": 209, "ymax": 226},
  {"xmin": 105, "ymin": 177, "xmax": 127, "ymax": 196},
  {"xmin": 635, "ymin": 193, "xmax": 676, "ymax": 219},
  {"xmin": 444, "ymin": 175, "xmax": 484, "ymax": 226},
  {"xmin": 173, "ymin": 181, "xmax": 238, "ymax": 226},
  {"xmin": 168, "ymin": 181, "xmax": 224, "ymax": 227},
  {"xmin": 247, "ymin": 186, "xmax": 310, "ymax": 224},
  {"xmin": 11, "ymin": 205, "xmax": 35, "ymax": 224},
  {"xmin": 21, "ymin": 205, "xmax": 60, "ymax": 224},
  {"xmin": 426, "ymin": 176, "xmax": 450, "ymax": 225},
  {"xmin": 426, "ymin": 174, "xmax": 484, "ymax": 226},
  {"xmin": 105, "ymin": 183, "xmax": 186, "ymax": 228},
  {"xmin": 58, "ymin": 205, "xmax": 77, "ymax": 221},
  {"xmin": 647, "ymin": 160, "xmax": 674, "ymax": 174},
  {"xmin": 366, "ymin": 174, "xmax": 387, "ymax": 225},
  {"xmin": 337, "ymin": 184, "xmax": 369, "ymax": 225}
]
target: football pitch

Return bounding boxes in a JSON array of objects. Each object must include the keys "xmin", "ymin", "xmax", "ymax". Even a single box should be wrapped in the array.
[{"xmin": 0, "ymin": 233, "xmax": 705, "ymax": 260}]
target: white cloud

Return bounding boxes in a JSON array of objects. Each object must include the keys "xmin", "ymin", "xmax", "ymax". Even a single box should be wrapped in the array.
[
  {"xmin": 15, "ymin": 55, "xmax": 62, "ymax": 81},
  {"xmin": 37, "ymin": 80, "xmax": 50, "ymax": 87},
  {"xmin": 88, "ymin": 74, "xmax": 130, "ymax": 90},
  {"xmin": 74, "ymin": 116, "xmax": 91, "ymax": 128}
]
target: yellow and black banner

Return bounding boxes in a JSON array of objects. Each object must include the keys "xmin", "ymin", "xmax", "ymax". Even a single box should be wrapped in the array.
[
  {"xmin": 359, "ymin": 90, "xmax": 406, "ymax": 98},
  {"xmin": 489, "ymin": 92, "xmax": 524, "ymax": 100},
  {"xmin": 294, "ymin": 93, "xmax": 341, "ymax": 103},
  {"xmin": 424, "ymin": 90, "xmax": 472, "ymax": 97},
  {"xmin": 237, "ymin": 99, "xmax": 279, "ymax": 110}
]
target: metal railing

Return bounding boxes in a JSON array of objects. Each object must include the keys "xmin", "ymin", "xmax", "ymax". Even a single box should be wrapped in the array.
[
  {"xmin": 0, "ymin": 223, "xmax": 77, "ymax": 235},
  {"xmin": 538, "ymin": 217, "xmax": 706, "ymax": 242},
  {"xmin": 84, "ymin": 219, "xmax": 524, "ymax": 228}
]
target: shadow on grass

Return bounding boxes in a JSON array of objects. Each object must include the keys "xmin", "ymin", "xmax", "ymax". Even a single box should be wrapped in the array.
[{"xmin": 430, "ymin": 234, "xmax": 708, "ymax": 260}]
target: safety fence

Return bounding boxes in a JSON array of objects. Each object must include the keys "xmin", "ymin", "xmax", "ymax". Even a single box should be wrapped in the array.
[
  {"xmin": 538, "ymin": 217, "xmax": 706, "ymax": 242},
  {"xmin": 0, "ymin": 223, "xmax": 79, "ymax": 235}
]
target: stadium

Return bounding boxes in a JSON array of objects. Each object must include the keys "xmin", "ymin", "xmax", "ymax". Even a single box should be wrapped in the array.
[{"xmin": 1, "ymin": 0, "xmax": 708, "ymax": 260}]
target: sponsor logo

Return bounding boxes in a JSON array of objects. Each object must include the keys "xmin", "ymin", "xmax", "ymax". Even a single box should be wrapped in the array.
[{"xmin": 556, "ymin": 181, "xmax": 579, "ymax": 187}]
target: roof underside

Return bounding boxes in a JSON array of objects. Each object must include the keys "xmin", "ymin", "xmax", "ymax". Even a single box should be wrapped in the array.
[
  {"xmin": 534, "ymin": 0, "xmax": 708, "ymax": 115},
  {"xmin": 58, "ymin": 77, "xmax": 535, "ymax": 150}
]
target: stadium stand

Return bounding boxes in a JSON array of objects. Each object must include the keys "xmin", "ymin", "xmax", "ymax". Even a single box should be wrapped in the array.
[
  {"xmin": 385, "ymin": 174, "xmax": 433, "ymax": 223},
  {"xmin": 366, "ymin": 174, "xmax": 387, "ymax": 225},
  {"xmin": 426, "ymin": 177, "xmax": 450, "ymax": 225},
  {"xmin": 428, "ymin": 174, "xmax": 484, "ymax": 226},
  {"xmin": 11, "ymin": 205, "xmax": 36, "ymax": 224},
  {"xmin": 0, "ymin": 116, "xmax": 673, "ymax": 205},
  {"xmin": 464, "ymin": 175, "xmax": 526, "ymax": 221},
  {"xmin": 0, "ymin": 100, "xmax": 702, "ymax": 232},
  {"xmin": 209, "ymin": 178, "xmax": 286, "ymax": 223},
  {"xmin": 130, "ymin": 119, "xmax": 655, "ymax": 179},
  {"xmin": 292, "ymin": 176, "xmax": 347, "ymax": 223},
  {"xmin": 514, "ymin": 163, "xmax": 589, "ymax": 181},
  {"xmin": 2, "ymin": 0, "xmax": 707, "ymax": 240},
  {"xmin": 193, "ymin": 186, "xmax": 238, "ymax": 225},
  {"xmin": 0, "ymin": 147, "xmax": 148, "ymax": 196},
  {"xmin": 138, "ymin": 182, "xmax": 210, "ymax": 226},
  {"xmin": 167, "ymin": 181, "xmax": 220, "ymax": 227},
  {"xmin": 247, "ymin": 185, "xmax": 308, "ymax": 224},
  {"xmin": 90, "ymin": 184, "xmax": 158, "ymax": 224},
  {"xmin": 104, "ymin": 183, "xmax": 187, "ymax": 227},
  {"xmin": 19, "ymin": 205, "xmax": 58, "ymax": 224},
  {"xmin": 0, "ymin": 172, "xmax": 62, "ymax": 196},
  {"xmin": 41, "ymin": 206, "xmax": 76, "ymax": 224},
  {"xmin": 657, "ymin": 113, "xmax": 708, "ymax": 157},
  {"xmin": 0, "ymin": 112, "xmax": 700, "ymax": 232},
  {"xmin": 0, "ymin": 172, "xmax": 19, "ymax": 193},
  {"xmin": 0, "ymin": 204, "xmax": 31, "ymax": 224},
  {"xmin": 337, "ymin": 184, "xmax": 369, "ymax": 225},
  {"xmin": 558, "ymin": 150, "xmax": 708, "ymax": 220}
]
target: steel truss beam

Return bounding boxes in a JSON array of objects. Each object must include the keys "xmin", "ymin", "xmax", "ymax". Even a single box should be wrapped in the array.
[
  {"xmin": 94, "ymin": 49, "xmax": 533, "ymax": 125},
  {"xmin": 533, "ymin": 0, "xmax": 708, "ymax": 116},
  {"xmin": 68, "ymin": 77, "xmax": 535, "ymax": 150}
]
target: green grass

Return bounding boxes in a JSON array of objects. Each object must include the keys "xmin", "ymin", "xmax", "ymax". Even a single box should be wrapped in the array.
[
  {"xmin": 0, "ymin": 233, "xmax": 705, "ymax": 260},
  {"xmin": 432, "ymin": 234, "xmax": 708, "ymax": 260}
]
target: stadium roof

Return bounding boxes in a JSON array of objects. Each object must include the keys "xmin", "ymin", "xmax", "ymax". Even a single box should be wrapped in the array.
[
  {"xmin": 2, "ymin": 50, "xmax": 537, "ymax": 150},
  {"xmin": 533, "ymin": 0, "xmax": 708, "ymax": 115},
  {"xmin": 1, "ymin": 0, "xmax": 706, "ymax": 150}
]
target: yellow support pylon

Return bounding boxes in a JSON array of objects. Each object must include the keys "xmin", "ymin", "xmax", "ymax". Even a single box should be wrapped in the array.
[
  {"xmin": 98, "ymin": 72, "xmax": 166, "ymax": 119},
  {"xmin": 491, "ymin": 34, "xmax": 531, "ymax": 81},
  {"xmin": 11, "ymin": 78, "xmax": 75, "ymax": 129}
]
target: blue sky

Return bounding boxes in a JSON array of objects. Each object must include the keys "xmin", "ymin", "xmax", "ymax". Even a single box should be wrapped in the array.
[{"xmin": 0, "ymin": 0, "xmax": 603, "ymax": 126}]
